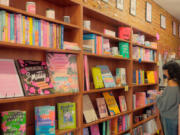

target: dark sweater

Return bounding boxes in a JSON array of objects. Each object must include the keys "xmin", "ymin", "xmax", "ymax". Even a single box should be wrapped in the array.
[{"xmin": 156, "ymin": 86, "xmax": 180, "ymax": 119}]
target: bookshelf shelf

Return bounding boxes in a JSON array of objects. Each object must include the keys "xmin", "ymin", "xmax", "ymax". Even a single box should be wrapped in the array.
[
  {"xmin": 133, "ymin": 83, "xmax": 158, "ymax": 87},
  {"xmin": 0, "ymin": 4, "xmax": 80, "ymax": 30},
  {"xmin": 83, "ymin": 86, "xmax": 125, "ymax": 94},
  {"xmin": 133, "ymin": 102, "xmax": 156, "ymax": 112},
  {"xmin": 83, "ymin": 28, "xmax": 130, "ymax": 43},
  {"xmin": 0, "ymin": 92, "xmax": 79, "ymax": 104},
  {"xmin": 132, "ymin": 43, "xmax": 157, "ymax": 51},
  {"xmin": 83, "ymin": 111, "xmax": 131, "ymax": 128},
  {"xmin": 0, "ymin": 41, "xmax": 81, "ymax": 54},
  {"xmin": 56, "ymin": 128, "xmax": 78, "ymax": 135},
  {"xmin": 83, "ymin": 52, "xmax": 130, "ymax": 61},
  {"xmin": 133, "ymin": 114, "xmax": 157, "ymax": 128},
  {"xmin": 115, "ymin": 129, "xmax": 130, "ymax": 135},
  {"xmin": 133, "ymin": 59, "xmax": 157, "ymax": 64}
]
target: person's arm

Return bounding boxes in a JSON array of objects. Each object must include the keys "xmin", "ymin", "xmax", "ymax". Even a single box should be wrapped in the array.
[{"xmin": 156, "ymin": 88, "xmax": 177, "ymax": 112}]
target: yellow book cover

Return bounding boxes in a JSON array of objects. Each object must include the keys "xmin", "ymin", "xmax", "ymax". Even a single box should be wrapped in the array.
[
  {"xmin": 29, "ymin": 17, "xmax": 33, "ymax": 45},
  {"xmin": 53, "ymin": 24, "xmax": 57, "ymax": 49},
  {"xmin": 5, "ymin": 12, "xmax": 8, "ymax": 41},
  {"xmin": 103, "ymin": 92, "xmax": 120, "ymax": 115},
  {"xmin": 147, "ymin": 71, "xmax": 155, "ymax": 84},
  {"xmin": 92, "ymin": 67, "xmax": 104, "ymax": 89}
]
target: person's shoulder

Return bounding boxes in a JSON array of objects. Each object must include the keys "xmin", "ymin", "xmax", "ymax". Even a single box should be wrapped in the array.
[{"xmin": 166, "ymin": 86, "xmax": 180, "ymax": 93}]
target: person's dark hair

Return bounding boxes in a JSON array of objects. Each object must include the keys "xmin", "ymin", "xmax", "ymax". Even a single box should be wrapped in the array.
[{"xmin": 163, "ymin": 60, "xmax": 180, "ymax": 86}]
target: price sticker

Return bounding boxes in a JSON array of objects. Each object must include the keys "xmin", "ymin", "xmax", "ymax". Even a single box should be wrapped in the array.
[{"xmin": 125, "ymin": 85, "xmax": 129, "ymax": 92}]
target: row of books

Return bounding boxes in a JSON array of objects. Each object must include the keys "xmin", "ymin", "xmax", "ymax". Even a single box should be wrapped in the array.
[
  {"xmin": 0, "ymin": 53, "xmax": 79, "ymax": 99},
  {"xmin": 133, "ymin": 46, "xmax": 157, "ymax": 62},
  {"xmin": 83, "ymin": 34, "xmax": 129, "ymax": 58},
  {"xmin": 83, "ymin": 92, "xmax": 127, "ymax": 123},
  {"xmin": 132, "ymin": 34, "xmax": 157, "ymax": 49},
  {"xmin": 1, "ymin": 102, "xmax": 76, "ymax": 134},
  {"xmin": 83, "ymin": 115, "xmax": 130, "ymax": 135},
  {"xmin": 84, "ymin": 56, "xmax": 127, "ymax": 91},
  {"xmin": 133, "ymin": 90, "xmax": 156, "ymax": 109},
  {"xmin": 133, "ymin": 70, "xmax": 158, "ymax": 85},
  {"xmin": 133, "ymin": 119, "xmax": 158, "ymax": 135},
  {"xmin": 0, "ymin": 10, "xmax": 64, "ymax": 48}
]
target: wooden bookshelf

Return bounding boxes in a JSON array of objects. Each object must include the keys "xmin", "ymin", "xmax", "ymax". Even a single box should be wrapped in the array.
[
  {"xmin": 0, "ymin": 0, "xmax": 163, "ymax": 135},
  {"xmin": 132, "ymin": 43, "xmax": 157, "ymax": 51},
  {"xmin": 133, "ymin": 83, "xmax": 158, "ymax": 87},
  {"xmin": 133, "ymin": 102, "xmax": 156, "ymax": 112}
]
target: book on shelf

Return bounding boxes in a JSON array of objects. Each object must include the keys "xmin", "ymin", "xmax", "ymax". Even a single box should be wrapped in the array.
[
  {"xmin": 135, "ymin": 92, "xmax": 147, "ymax": 108},
  {"xmin": 1, "ymin": 110, "xmax": 26, "ymax": 135},
  {"xmin": 90, "ymin": 124, "xmax": 100, "ymax": 135},
  {"xmin": 104, "ymin": 29, "xmax": 116, "ymax": 37},
  {"xmin": 143, "ymin": 119, "xmax": 158, "ymax": 134},
  {"xmin": 83, "ymin": 95, "xmax": 98, "ymax": 123},
  {"xmin": 116, "ymin": 68, "xmax": 127, "ymax": 86},
  {"xmin": 103, "ymin": 39, "xmax": 111, "ymax": 55},
  {"xmin": 83, "ymin": 127, "xmax": 90, "ymax": 135},
  {"xmin": 97, "ymin": 65, "xmax": 116, "ymax": 88},
  {"xmin": 35, "ymin": 106, "xmax": 55, "ymax": 135},
  {"xmin": 0, "ymin": 59, "xmax": 24, "ymax": 98},
  {"xmin": 96, "ymin": 97, "xmax": 109, "ymax": 118},
  {"xmin": 57, "ymin": 102, "xmax": 76, "ymax": 130},
  {"xmin": 119, "ymin": 42, "xmax": 129, "ymax": 58},
  {"xmin": 103, "ymin": 92, "xmax": 120, "ymax": 115},
  {"xmin": 111, "ymin": 118, "xmax": 118, "ymax": 134},
  {"xmin": 133, "ymin": 125, "xmax": 143, "ymax": 135},
  {"xmin": 118, "ymin": 27, "xmax": 131, "ymax": 40},
  {"xmin": 63, "ymin": 41, "xmax": 81, "ymax": 51},
  {"xmin": 64, "ymin": 133, "xmax": 74, "ymax": 135},
  {"xmin": 46, "ymin": 53, "xmax": 79, "ymax": 93},
  {"xmin": 147, "ymin": 71, "xmax": 157, "ymax": 84},
  {"xmin": 0, "ymin": 10, "xmax": 64, "ymax": 48},
  {"xmin": 15, "ymin": 60, "xmax": 55, "ymax": 96},
  {"xmin": 119, "ymin": 96, "xmax": 127, "ymax": 112},
  {"xmin": 91, "ymin": 67, "xmax": 104, "ymax": 89},
  {"xmin": 96, "ymin": 36, "xmax": 103, "ymax": 55},
  {"xmin": 84, "ymin": 55, "xmax": 90, "ymax": 91},
  {"xmin": 83, "ymin": 34, "xmax": 96, "ymax": 53}
]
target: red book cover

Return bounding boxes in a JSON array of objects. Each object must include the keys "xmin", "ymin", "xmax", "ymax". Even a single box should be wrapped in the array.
[
  {"xmin": 90, "ymin": 124, "xmax": 100, "ymax": 135},
  {"xmin": 118, "ymin": 27, "xmax": 131, "ymax": 40},
  {"xmin": 135, "ymin": 92, "xmax": 146, "ymax": 108}
]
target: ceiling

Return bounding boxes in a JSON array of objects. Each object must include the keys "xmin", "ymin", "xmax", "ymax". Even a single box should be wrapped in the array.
[{"xmin": 154, "ymin": 0, "xmax": 180, "ymax": 21}]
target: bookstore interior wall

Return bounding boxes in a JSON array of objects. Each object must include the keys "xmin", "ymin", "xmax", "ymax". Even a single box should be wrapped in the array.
[{"xmin": 84, "ymin": 0, "xmax": 180, "ymax": 54}]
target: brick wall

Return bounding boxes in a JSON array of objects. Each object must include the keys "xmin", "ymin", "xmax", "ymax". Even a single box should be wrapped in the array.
[{"xmin": 83, "ymin": 0, "xmax": 180, "ymax": 56}]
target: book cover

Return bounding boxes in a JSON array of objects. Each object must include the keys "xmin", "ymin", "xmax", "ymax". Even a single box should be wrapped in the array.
[
  {"xmin": 147, "ymin": 71, "xmax": 155, "ymax": 84},
  {"xmin": 111, "ymin": 118, "xmax": 118, "ymax": 134},
  {"xmin": 118, "ymin": 116, "xmax": 123, "ymax": 132},
  {"xmin": 103, "ymin": 38, "xmax": 111, "ymax": 55},
  {"xmin": 46, "ymin": 53, "xmax": 79, "ymax": 93},
  {"xmin": 135, "ymin": 92, "xmax": 146, "ymax": 108},
  {"xmin": 15, "ymin": 59, "xmax": 55, "ymax": 96},
  {"xmin": 118, "ymin": 27, "xmax": 131, "ymax": 40},
  {"xmin": 35, "ymin": 106, "xmax": 55, "ymax": 135},
  {"xmin": 83, "ymin": 34, "xmax": 96, "ymax": 53},
  {"xmin": 103, "ymin": 92, "xmax": 120, "ymax": 115},
  {"xmin": 0, "ymin": 59, "xmax": 24, "ymax": 98},
  {"xmin": 83, "ymin": 128, "xmax": 90, "ymax": 135},
  {"xmin": 57, "ymin": 102, "xmax": 76, "ymax": 130},
  {"xmin": 83, "ymin": 95, "xmax": 98, "ymax": 123},
  {"xmin": 91, "ymin": 67, "xmax": 104, "ymax": 89},
  {"xmin": 1, "ymin": 110, "xmax": 26, "ymax": 135},
  {"xmin": 119, "ymin": 42, "xmax": 129, "ymax": 58},
  {"xmin": 119, "ymin": 96, "xmax": 127, "ymax": 112},
  {"xmin": 96, "ymin": 98, "xmax": 108, "ymax": 118},
  {"xmin": 97, "ymin": 65, "xmax": 116, "ymax": 88},
  {"xmin": 90, "ymin": 124, "xmax": 100, "ymax": 135},
  {"xmin": 84, "ymin": 55, "xmax": 90, "ymax": 91}
]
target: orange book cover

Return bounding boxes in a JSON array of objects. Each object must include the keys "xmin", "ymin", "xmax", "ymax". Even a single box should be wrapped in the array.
[
  {"xmin": 111, "ymin": 118, "xmax": 118, "ymax": 134},
  {"xmin": 135, "ymin": 92, "xmax": 146, "ymax": 108}
]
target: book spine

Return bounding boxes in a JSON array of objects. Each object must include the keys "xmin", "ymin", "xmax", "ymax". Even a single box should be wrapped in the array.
[
  {"xmin": 84, "ymin": 55, "xmax": 90, "ymax": 91},
  {"xmin": 38, "ymin": 20, "xmax": 41, "ymax": 46},
  {"xmin": 29, "ymin": 17, "xmax": 33, "ymax": 45},
  {"xmin": 61, "ymin": 25, "xmax": 64, "ymax": 49}
]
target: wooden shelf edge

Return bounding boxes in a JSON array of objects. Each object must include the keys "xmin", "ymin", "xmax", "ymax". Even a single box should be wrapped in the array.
[
  {"xmin": 83, "ymin": 111, "xmax": 131, "ymax": 128},
  {"xmin": 83, "ymin": 28, "xmax": 130, "ymax": 43},
  {"xmin": 133, "ymin": 59, "xmax": 157, "ymax": 64},
  {"xmin": 56, "ymin": 127, "xmax": 78, "ymax": 135},
  {"xmin": 132, "ymin": 43, "xmax": 157, "ymax": 51},
  {"xmin": 133, "ymin": 114, "xmax": 157, "ymax": 128},
  {"xmin": 133, "ymin": 83, "xmax": 158, "ymax": 87},
  {"xmin": 0, "ymin": 92, "xmax": 79, "ymax": 104},
  {"xmin": 0, "ymin": 4, "xmax": 80, "ymax": 29},
  {"xmin": 0, "ymin": 41, "xmax": 81, "ymax": 54},
  {"xmin": 133, "ymin": 102, "xmax": 156, "ymax": 112},
  {"xmin": 83, "ymin": 52, "xmax": 130, "ymax": 60},
  {"xmin": 113, "ymin": 129, "xmax": 130, "ymax": 135},
  {"xmin": 83, "ymin": 86, "xmax": 125, "ymax": 94}
]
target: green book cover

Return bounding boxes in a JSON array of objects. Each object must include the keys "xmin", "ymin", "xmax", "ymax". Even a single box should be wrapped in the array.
[
  {"xmin": 106, "ymin": 120, "xmax": 110, "ymax": 135},
  {"xmin": 1, "ymin": 110, "xmax": 26, "ymax": 135},
  {"xmin": 102, "ymin": 122, "xmax": 106, "ymax": 135},
  {"xmin": 57, "ymin": 102, "xmax": 76, "ymax": 130},
  {"xmin": 119, "ymin": 42, "xmax": 129, "ymax": 58}
]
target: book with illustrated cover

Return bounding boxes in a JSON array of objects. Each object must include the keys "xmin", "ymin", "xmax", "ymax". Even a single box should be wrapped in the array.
[
  {"xmin": 103, "ymin": 92, "xmax": 120, "ymax": 115},
  {"xmin": 35, "ymin": 106, "xmax": 55, "ymax": 135},
  {"xmin": 1, "ymin": 110, "xmax": 26, "ymax": 135},
  {"xmin": 57, "ymin": 102, "xmax": 76, "ymax": 130},
  {"xmin": 92, "ymin": 67, "xmax": 104, "ymax": 89},
  {"xmin": 46, "ymin": 53, "xmax": 79, "ymax": 93},
  {"xmin": 116, "ymin": 68, "xmax": 127, "ymax": 86},
  {"xmin": 83, "ymin": 95, "xmax": 98, "ymax": 123},
  {"xmin": 119, "ymin": 42, "xmax": 129, "ymax": 58},
  {"xmin": 0, "ymin": 59, "xmax": 24, "ymax": 98},
  {"xmin": 119, "ymin": 96, "xmax": 127, "ymax": 112},
  {"xmin": 15, "ymin": 59, "xmax": 54, "ymax": 96},
  {"xmin": 96, "ymin": 98, "xmax": 108, "ymax": 118},
  {"xmin": 135, "ymin": 92, "xmax": 146, "ymax": 108},
  {"xmin": 90, "ymin": 124, "xmax": 100, "ymax": 135},
  {"xmin": 97, "ymin": 65, "xmax": 116, "ymax": 88}
]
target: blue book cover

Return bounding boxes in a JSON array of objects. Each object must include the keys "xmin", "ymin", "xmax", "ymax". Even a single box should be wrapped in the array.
[
  {"xmin": 38, "ymin": 19, "xmax": 41, "ymax": 46},
  {"xmin": 32, "ymin": 18, "xmax": 36, "ymax": 45},
  {"xmin": 35, "ymin": 106, "xmax": 55, "ymax": 135},
  {"xmin": 83, "ymin": 128, "xmax": 89, "ymax": 135}
]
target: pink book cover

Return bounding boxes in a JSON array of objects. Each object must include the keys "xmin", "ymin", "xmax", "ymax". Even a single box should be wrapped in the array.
[
  {"xmin": 154, "ymin": 71, "xmax": 157, "ymax": 83},
  {"xmin": 135, "ymin": 92, "xmax": 146, "ymax": 108},
  {"xmin": 7, "ymin": 13, "xmax": 10, "ymax": 41},
  {"xmin": 90, "ymin": 124, "xmax": 100, "ymax": 135},
  {"xmin": 119, "ymin": 96, "xmax": 127, "ymax": 112},
  {"xmin": 84, "ymin": 55, "xmax": 90, "ymax": 91},
  {"xmin": 0, "ymin": 59, "xmax": 24, "ymax": 98},
  {"xmin": 46, "ymin": 22, "xmax": 50, "ymax": 48}
]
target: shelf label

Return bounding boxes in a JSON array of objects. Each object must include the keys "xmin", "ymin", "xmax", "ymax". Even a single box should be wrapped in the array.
[{"xmin": 125, "ymin": 85, "xmax": 129, "ymax": 92}]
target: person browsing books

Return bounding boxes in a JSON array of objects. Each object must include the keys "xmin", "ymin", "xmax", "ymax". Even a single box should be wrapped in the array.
[{"xmin": 154, "ymin": 61, "xmax": 180, "ymax": 135}]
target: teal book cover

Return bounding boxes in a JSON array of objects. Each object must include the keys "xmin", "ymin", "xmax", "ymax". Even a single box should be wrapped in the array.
[
  {"xmin": 119, "ymin": 42, "xmax": 129, "ymax": 58},
  {"xmin": 57, "ymin": 102, "xmax": 76, "ymax": 130}
]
